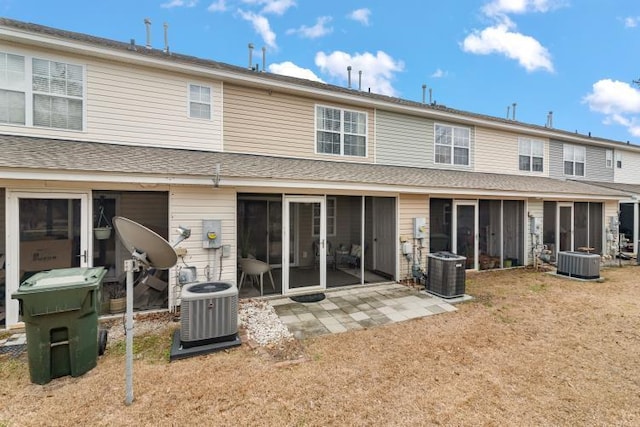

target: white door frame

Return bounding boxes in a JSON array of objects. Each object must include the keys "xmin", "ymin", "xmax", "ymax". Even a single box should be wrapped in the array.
[
  {"xmin": 282, "ymin": 195, "xmax": 326, "ymax": 295},
  {"xmin": 452, "ymin": 199, "xmax": 479, "ymax": 270},
  {"xmin": 556, "ymin": 202, "xmax": 574, "ymax": 253},
  {"xmin": 5, "ymin": 190, "xmax": 91, "ymax": 326}
]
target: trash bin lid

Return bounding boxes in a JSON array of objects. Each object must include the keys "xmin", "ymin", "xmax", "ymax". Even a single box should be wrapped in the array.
[{"xmin": 16, "ymin": 267, "xmax": 106, "ymax": 294}]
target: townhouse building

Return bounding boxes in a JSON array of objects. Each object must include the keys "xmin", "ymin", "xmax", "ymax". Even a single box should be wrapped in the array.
[{"xmin": 0, "ymin": 17, "xmax": 637, "ymax": 328}]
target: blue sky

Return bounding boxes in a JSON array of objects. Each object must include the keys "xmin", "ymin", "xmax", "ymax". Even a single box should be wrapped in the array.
[{"xmin": 3, "ymin": 0, "xmax": 640, "ymax": 144}]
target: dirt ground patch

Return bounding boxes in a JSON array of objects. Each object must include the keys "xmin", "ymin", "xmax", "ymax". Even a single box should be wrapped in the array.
[{"xmin": 1, "ymin": 266, "xmax": 640, "ymax": 425}]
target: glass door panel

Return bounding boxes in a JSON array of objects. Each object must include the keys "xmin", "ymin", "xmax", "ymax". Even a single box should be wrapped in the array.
[
  {"xmin": 453, "ymin": 201, "xmax": 477, "ymax": 269},
  {"xmin": 283, "ymin": 196, "xmax": 325, "ymax": 294}
]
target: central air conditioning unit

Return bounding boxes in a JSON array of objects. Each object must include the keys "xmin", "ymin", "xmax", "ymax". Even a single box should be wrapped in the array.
[
  {"xmin": 556, "ymin": 251, "xmax": 600, "ymax": 280},
  {"xmin": 180, "ymin": 281, "xmax": 238, "ymax": 347},
  {"xmin": 426, "ymin": 251, "xmax": 466, "ymax": 298}
]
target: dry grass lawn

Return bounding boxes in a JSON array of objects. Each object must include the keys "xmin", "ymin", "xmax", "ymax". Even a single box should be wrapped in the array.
[{"xmin": 1, "ymin": 266, "xmax": 640, "ymax": 426}]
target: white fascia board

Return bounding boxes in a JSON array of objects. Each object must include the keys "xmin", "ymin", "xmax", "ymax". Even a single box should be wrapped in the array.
[
  {"xmin": 2, "ymin": 26, "xmax": 635, "ymax": 151},
  {"xmin": 1, "ymin": 169, "xmax": 626, "ymax": 201}
]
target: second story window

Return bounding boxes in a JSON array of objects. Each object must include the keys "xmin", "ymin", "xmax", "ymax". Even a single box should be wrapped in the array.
[
  {"xmin": 605, "ymin": 149, "xmax": 613, "ymax": 168},
  {"xmin": 316, "ymin": 105, "xmax": 367, "ymax": 157},
  {"xmin": 616, "ymin": 152, "xmax": 622, "ymax": 168},
  {"xmin": 32, "ymin": 58, "xmax": 84, "ymax": 130},
  {"xmin": 563, "ymin": 144, "xmax": 585, "ymax": 176},
  {"xmin": 0, "ymin": 51, "xmax": 85, "ymax": 131},
  {"xmin": 0, "ymin": 52, "xmax": 25, "ymax": 125},
  {"xmin": 189, "ymin": 84, "xmax": 211, "ymax": 119},
  {"xmin": 518, "ymin": 137, "xmax": 544, "ymax": 172},
  {"xmin": 434, "ymin": 124, "xmax": 470, "ymax": 166}
]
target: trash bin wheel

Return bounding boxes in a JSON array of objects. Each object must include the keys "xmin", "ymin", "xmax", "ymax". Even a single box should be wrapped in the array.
[{"xmin": 98, "ymin": 329, "xmax": 108, "ymax": 356}]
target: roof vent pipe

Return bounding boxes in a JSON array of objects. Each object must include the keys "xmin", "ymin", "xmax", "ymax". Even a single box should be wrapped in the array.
[
  {"xmin": 512, "ymin": 102, "xmax": 517, "ymax": 120},
  {"xmin": 347, "ymin": 66, "xmax": 352, "ymax": 89},
  {"xmin": 144, "ymin": 18, "xmax": 152, "ymax": 49},
  {"xmin": 422, "ymin": 84, "xmax": 427, "ymax": 104},
  {"xmin": 358, "ymin": 70, "xmax": 362, "ymax": 91},
  {"xmin": 429, "ymin": 88, "xmax": 433, "ymax": 104},
  {"xmin": 163, "ymin": 22, "xmax": 170, "ymax": 53},
  {"xmin": 506, "ymin": 105, "xmax": 511, "ymax": 119},
  {"xmin": 128, "ymin": 39, "xmax": 137, "ymax": 51},
  {"xmin": 262, "ymin": 46, "xmax": 266, "ymax": 72},
  {"xmin": 248, "ymin": 43, "xmax": 254, "ymax": 69},
  {"xmin": 546, "ymin": 111, "xmax": 553, "ymax": 128}
]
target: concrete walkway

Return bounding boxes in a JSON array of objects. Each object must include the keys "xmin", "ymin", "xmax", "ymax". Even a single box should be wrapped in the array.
[{"xmin": 269, "ymin": 283, "xmax": 465, "ymax": 340}]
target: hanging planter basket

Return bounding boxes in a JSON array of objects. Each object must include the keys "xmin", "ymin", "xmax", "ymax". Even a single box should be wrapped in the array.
[
  {"xmin": 94, "ymin": 226, "xmax": 112, "ymax": 240},
  {"xmin": 94, "ymin": 203, "xmax": 112, "ymax": 240}
]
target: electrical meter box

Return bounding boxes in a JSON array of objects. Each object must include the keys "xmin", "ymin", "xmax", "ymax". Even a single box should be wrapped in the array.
[
  {"xmin": 529, "ymin": 217, "xmax": 542, "ymax": 235},
  {"xmin": 413, "ymin": 217, "xmax": 427, "ymax": 239},
  {"xmin": 202, "ymin": 219, "xmax": 222, "ymax": 249}
]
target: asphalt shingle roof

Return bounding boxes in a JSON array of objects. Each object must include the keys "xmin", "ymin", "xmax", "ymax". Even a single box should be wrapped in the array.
[{"xmin": 0, "ymin": 134, "xmax": 629, "ymax": 199}]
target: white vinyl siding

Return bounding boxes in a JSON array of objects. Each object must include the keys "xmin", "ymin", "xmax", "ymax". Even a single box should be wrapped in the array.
[
  {"xmin": 519, "ymin": 137, "xmax": 544, "ymax": 172},
  {"xmin": 563, "ymin": 144, "xmax": 585, "ymax": 176},
  {"xmin": 316, "ymin": 105, "xmax": 367, "ymax": 157},
  {"xmin": 188, "ymin": 84, "xmax": 211, "ymax": 119},
  {"xmin": 435, "ymin": 123, "xmax": 470, "ymax": 166}
]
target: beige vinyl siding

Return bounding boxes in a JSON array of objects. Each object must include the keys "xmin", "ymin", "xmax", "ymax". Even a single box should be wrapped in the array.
[
  {"xmin": 0, "ymin": 43, "xmax": 223, "ymax": 151},
  {"xmin": 224, "ymin": 84, "xmax": 375, "ymax": 162},
  {"xmin": 398, "ymin": 193, "xmax": 429, "ymax": 281},
  {"xmin": 475, "ymin": 127, "xmax": 549, "ymax": 176},
  {"xmin": 376, "ymin": 110, "xmax": 433, "ymax": 167},
  {"xmin": 169, "ymin": 186, "xmax": 237, "ymax": 306},
  {"xmin": 526, "ymin": 198, "xmax": 544, "ymax": 265},
  {"xmin": 614, "ymin": 149, "xmax": 640, "ymax": 184}
]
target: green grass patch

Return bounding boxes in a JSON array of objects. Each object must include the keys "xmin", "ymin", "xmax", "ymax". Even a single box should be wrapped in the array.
[{"xmin": 108, "ymin": 326, "xmax": 176, "ymax": 363}]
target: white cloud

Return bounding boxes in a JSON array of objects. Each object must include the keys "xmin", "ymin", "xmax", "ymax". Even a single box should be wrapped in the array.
[
  {"xmin": 348, "ymin": 8, "xmax": 371, "ymax": 26},
  {"xmin": 241, "ymin": 0, "xmax": 296, "ymax": 15},
  {"xmin": 315, "ymin": 50, "xmax": 404, "ymax": 96},
  {"xmin": 431, "ymin": 68, "xmax": 447, "ymax": 78},
  {"xmin": 239, "ymin": 10, "xmax": 277, "ymax": 49},
  {"xmin": 482, "ymin": 0, "xmax": 562, "ymax": 16},
  {"xmin": 462, "ymin": 19, "xmax": 554, "ymax": 72},
  {"xmin": 286, "ymin": 16, "xmax": 333, "ymax": 39},
  {"xmin": 161, "ymin": 0, "xmax": 198, "ymax": 8},
  {"xmin": 623, "ymin": 16, "xmax": 640, "ymax": 28},
  {"xmin": 207, "ymin": 0, "xmax": 227, "ymax": 12},
  {"xmin": 583, "ymin": 79, "xmax": 640, "ymax": 137},
  {"xmin": 268, "ymin": 61, "xmax": 324, "ymax": 82}
]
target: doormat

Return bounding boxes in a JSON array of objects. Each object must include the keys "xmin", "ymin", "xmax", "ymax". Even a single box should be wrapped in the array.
[{"xmin": 290, "ymin": 293, "xmax": 326, "ymax": 303}]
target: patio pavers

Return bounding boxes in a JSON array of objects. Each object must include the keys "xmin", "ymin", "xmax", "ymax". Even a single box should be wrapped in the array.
[{"xmin": 268, "ymin": 283, "xmax": 463, "ymax": 340}]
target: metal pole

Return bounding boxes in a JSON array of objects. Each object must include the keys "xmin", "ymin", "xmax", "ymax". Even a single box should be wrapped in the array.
[{"xmin": 124, "ymin": 259, "xmax": 135, "ymax": 405}]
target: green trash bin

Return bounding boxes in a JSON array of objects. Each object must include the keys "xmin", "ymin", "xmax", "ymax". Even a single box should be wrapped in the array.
[{"xmin": 12, "ymin": 267, "xmax": 106, "ymax": 385}]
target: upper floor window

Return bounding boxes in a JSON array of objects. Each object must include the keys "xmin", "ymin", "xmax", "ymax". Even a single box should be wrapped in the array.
[
  {"xmin": 0, "ymin": 52, "xmax": 26, "ymax": 125},
  {"xmin": 0, "ymin": 51, "xmax": 84, "ymax": 130},
  {"xmin": 518, "ymin": 137, "xmax": 544, "ymax": 172},
  {"xmin": 563, "ymin": 144, "xmax": 585, "ymax": 176},
  {"xmin": 605, "ymin": 149, "xmax": 613, "ymax": 168},
  {"xmin": 312, "ymin": 197, "xmax": 336, "ymax": 236},
  {"xmin": 434, "ymin": 123, "xmax": 470, "ymax": 166},
  {"xmin": 616, "ymin": 152, "xmax": 622, "ymax": 168},
  {"xmin": 189, "ymin": 84, "xmax": 211, "ymax": 119},
  {"xmin": 316, "ymin": 105, "xmax": 366, "ymax": 157}
]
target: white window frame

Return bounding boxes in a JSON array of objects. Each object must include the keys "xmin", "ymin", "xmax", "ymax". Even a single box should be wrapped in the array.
[
  {"xmin": 0, "ymin": 52, "xmax": 26, "ymax": 125},
  {"xmin": 605, "ymin": 149, "xmax": 613, "ymax": 168},
  {"xmin": 434, "ymin": 123, "xmax": 470, "ymax": 166},
  {"xmin": 315, "ymin": 104, "xmax": 367, "ymax": 157},
  {"xmin": 616, "ymin": 152, "xmax": 622, "ymax": 169},
  {"xmin": 0, "ymin": 49, "xmax": 86, "ymax": 131},
  {"xmin": 518, "ymin": 137, "xmax": 544, "ymax": 172},
  {"xmin": 312, "ymin": 196, "xmax": 336, "ymax": 237},
  {"xmin": 563, "ymin": 144, "xmax": 585, "ymax": 177},
  {"xmin": 188, "ymin": 83, "xmax": 212, "ymax": 120}
]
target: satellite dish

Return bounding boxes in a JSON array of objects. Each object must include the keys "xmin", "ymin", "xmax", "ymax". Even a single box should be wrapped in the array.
[
  {"xmin": 112, "ymin": 216, "xmax": 180, "ymax": 405},
  {"xmin": 113, "ymin": 216, "xmax": 177, "ymax": 270}
]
